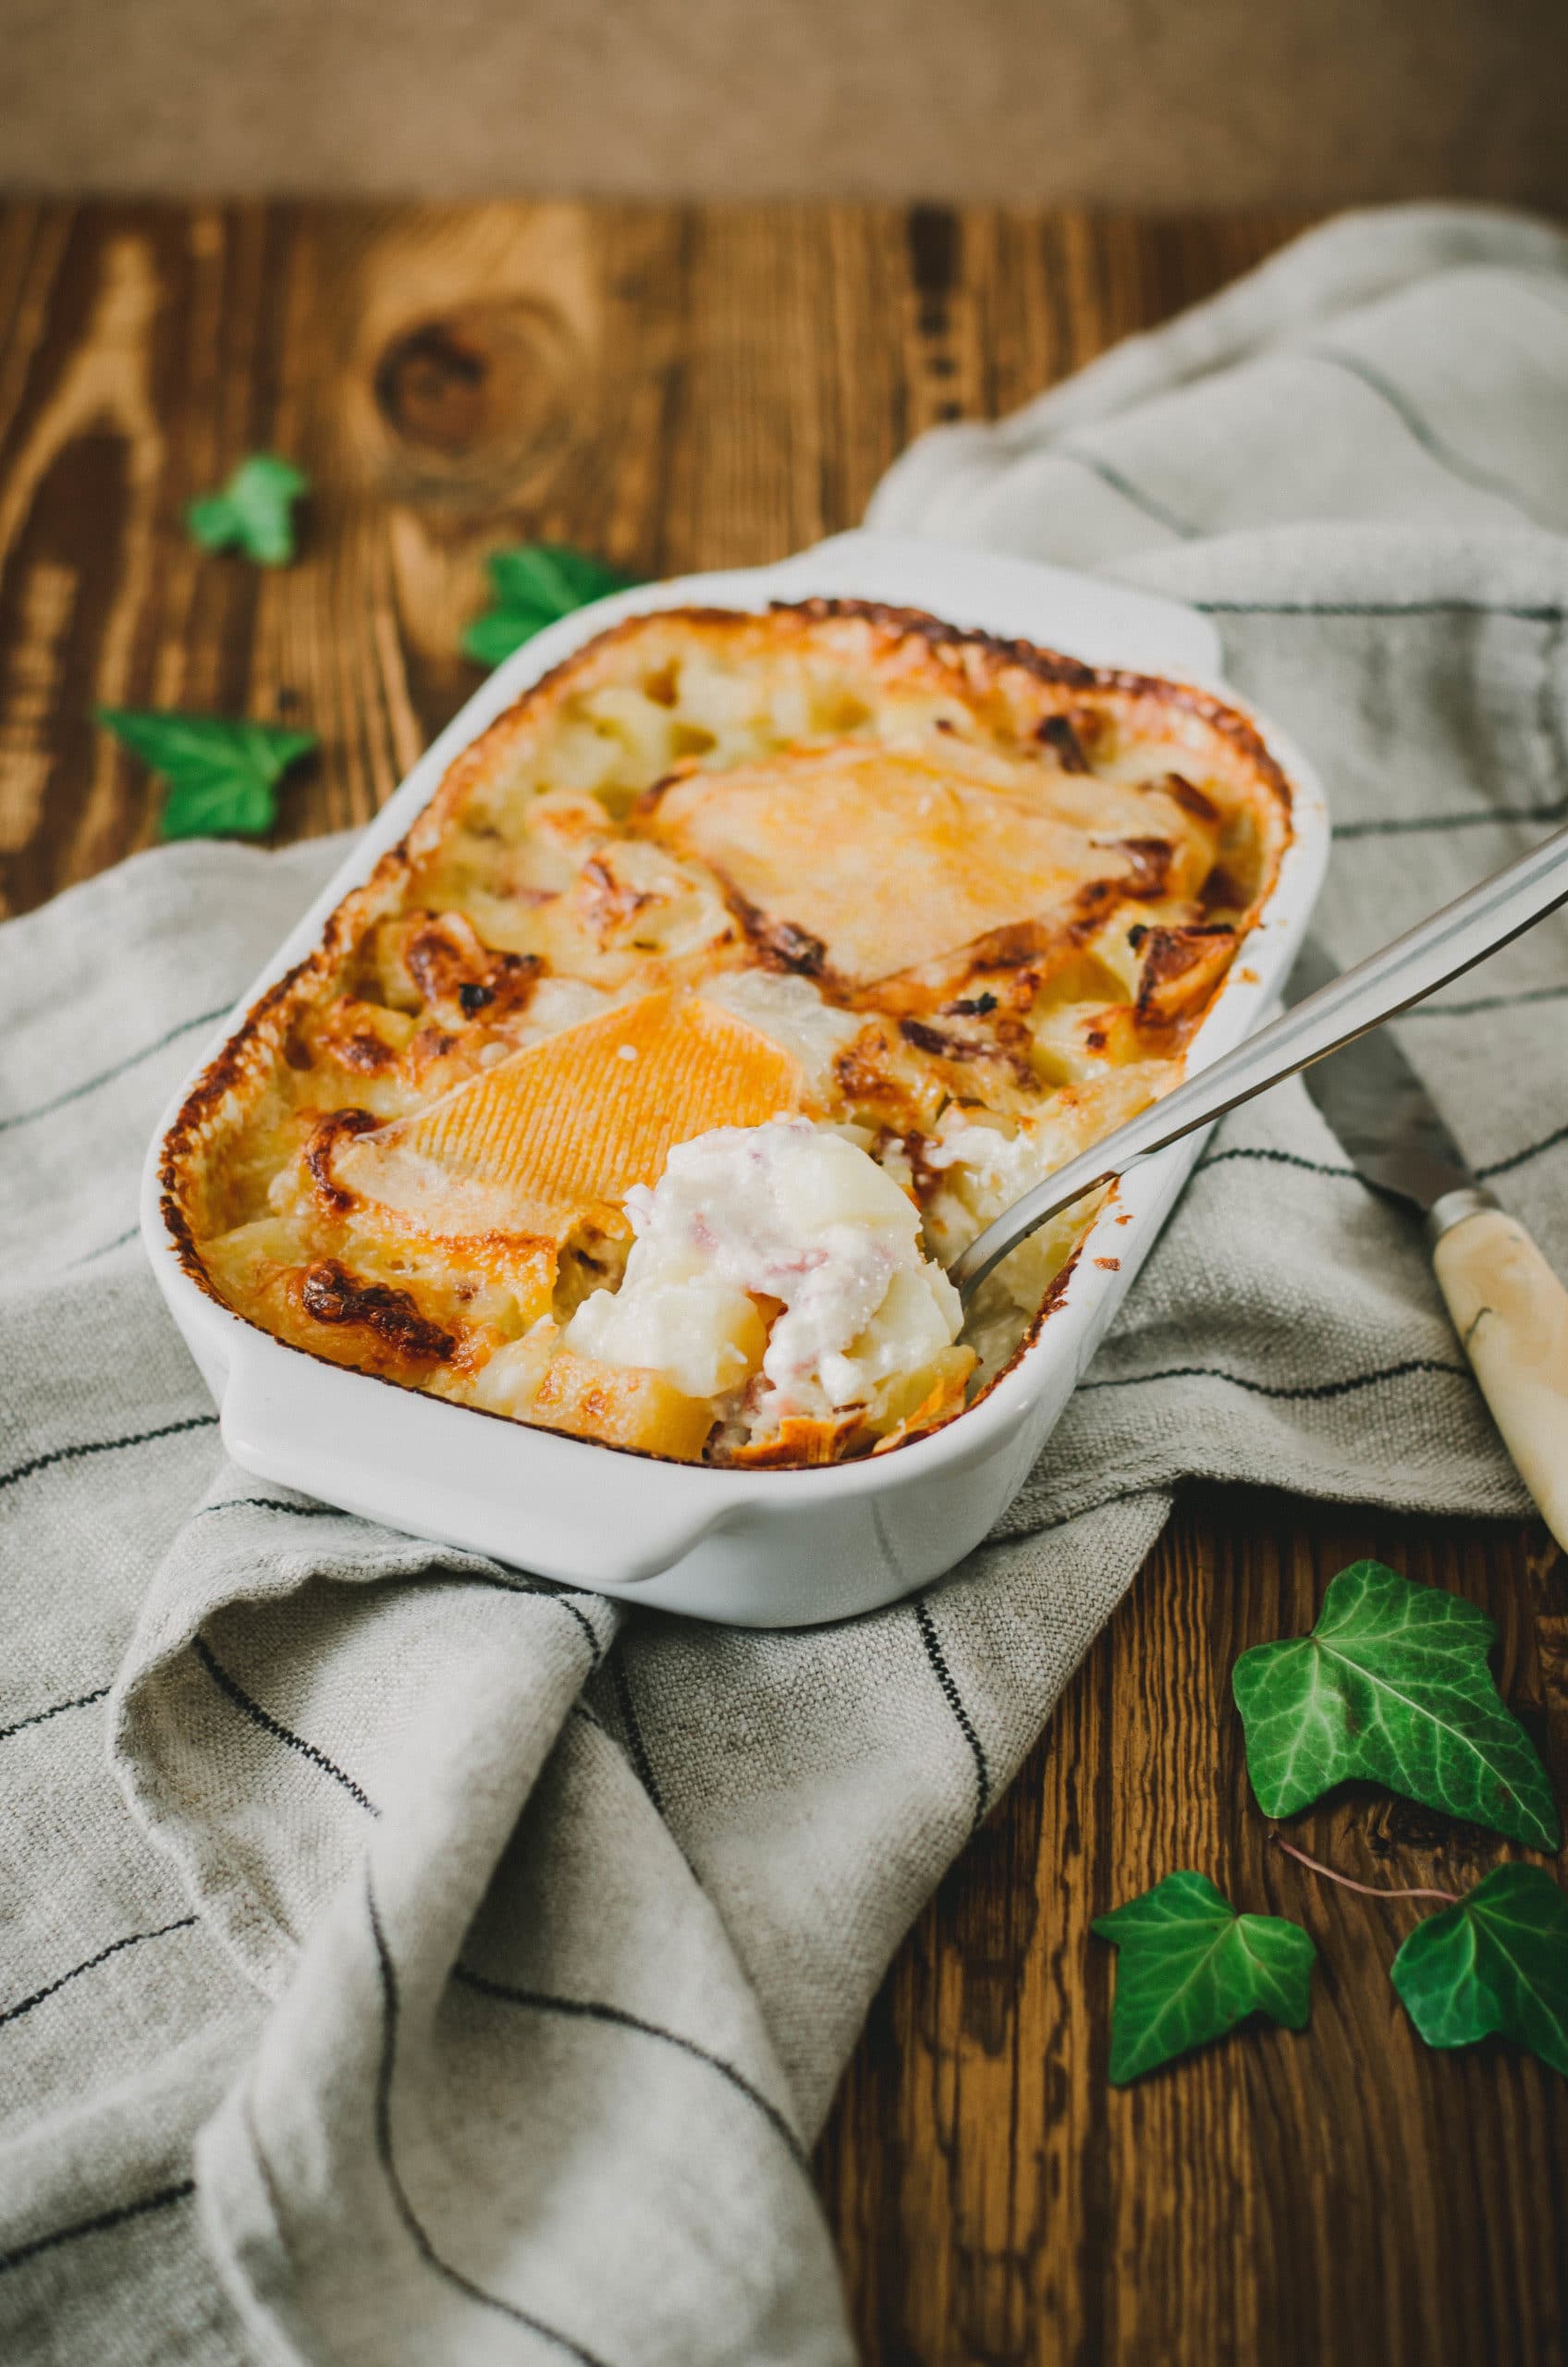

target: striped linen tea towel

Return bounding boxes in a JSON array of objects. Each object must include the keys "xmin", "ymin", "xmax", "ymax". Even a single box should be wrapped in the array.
[{"xmin": 1, "ymin": 201, "xmax": 1566, "ymax": 2365}]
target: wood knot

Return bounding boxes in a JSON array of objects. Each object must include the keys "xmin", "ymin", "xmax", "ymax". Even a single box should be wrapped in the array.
[
  {"xmin": 375, "ymin": 318, "xmax": 491, "ymax": 455},
  {"xmin": 369, "ymin": 297, "xmax": 582, "ymax": 507}
]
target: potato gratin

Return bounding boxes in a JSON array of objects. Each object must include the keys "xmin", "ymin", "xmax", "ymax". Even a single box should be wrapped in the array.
[{"xmin": 162, "ymin": 601, "xmax": 1292, "ymax": 1467}]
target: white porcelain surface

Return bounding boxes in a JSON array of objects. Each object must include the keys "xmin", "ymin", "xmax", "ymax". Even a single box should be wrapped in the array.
[{"xmin": 141, "ymin": 533, "xmax": 1329, "ymax": 1627}]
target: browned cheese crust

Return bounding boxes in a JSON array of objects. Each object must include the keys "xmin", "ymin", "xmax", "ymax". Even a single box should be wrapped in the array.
[{"xmin": 162, "ymin": 600, "xmax": 1292, "ymax": 1466}]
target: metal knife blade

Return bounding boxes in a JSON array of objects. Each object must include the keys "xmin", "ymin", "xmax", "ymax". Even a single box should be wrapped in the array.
[{"xmin": 1285, "ymin": 936, "xmax": 1479, "ymax": 1214}]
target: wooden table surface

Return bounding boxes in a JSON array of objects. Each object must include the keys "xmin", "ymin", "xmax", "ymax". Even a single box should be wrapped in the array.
[{"xmin": 3, "ymin": 200, "xmax": 1564, "ymax": 2366}]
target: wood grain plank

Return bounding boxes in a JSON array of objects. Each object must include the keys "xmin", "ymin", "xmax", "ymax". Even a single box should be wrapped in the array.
[
  {"xmin": 0, "ymin": 199, "xmax": 1312, "ymax": 915},
  {"xmin": 4, "ymin": 197, "xmax": 1562, "ymax": 2367},
  {"xmin": 817, "ymin": 1491, "xmax": 1568, "ymax": 2367}
]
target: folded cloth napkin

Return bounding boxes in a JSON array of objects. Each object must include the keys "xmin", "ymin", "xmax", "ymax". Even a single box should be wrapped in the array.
[{"xmin": 3, "ymin": 202, "xmax": 1566, "ymax": 2367}]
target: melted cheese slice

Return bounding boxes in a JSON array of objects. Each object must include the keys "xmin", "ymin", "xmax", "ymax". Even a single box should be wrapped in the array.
[
  {"xmin": 335, "ymin": 987, "xmax": 802, "ymax": 1242},
  {"xmin": 648, "ymin": 741, "xmax": 1145, "ymax": 986}
]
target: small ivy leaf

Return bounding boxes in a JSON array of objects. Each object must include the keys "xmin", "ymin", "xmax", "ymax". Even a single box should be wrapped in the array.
[
  {"xmin": 188, "ymin": 454, "xmax": 309, "ymax": 567},
  {"xmin": 462, "ymin": 607, "xmax": 549, "ymax": 671},
  {"xmin": 1092, "ymin": 1870, "xmax": 1316, "ymax": 2083},
  {"xmin": 98, "ymin": 709, "xmax": 316, "ymax": 840},
  {"xmin": 1232, "ymin": 1562, "xmax": 1559, "ymax": 1852},
  {"xmin": 1390, "ymin": 1863, "xmax": 1568, "ymax": 2076},
  {"xmin": 461, "ymin": 542, "xmax": 638, "ymax": 667}
]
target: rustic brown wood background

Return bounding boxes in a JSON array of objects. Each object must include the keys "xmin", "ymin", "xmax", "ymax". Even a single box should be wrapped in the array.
[{"xmin": 2, "ymin": 200, "xmax": 1564, "ymax": 2365}]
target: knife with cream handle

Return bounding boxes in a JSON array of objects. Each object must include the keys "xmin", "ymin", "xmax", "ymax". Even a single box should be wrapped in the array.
[
  {"xmin": 949, "ymin": 823, "xmax": 1568, "ymax": 1545},
  {"xmin": 1285, "ymin": 933, "xmax": 1568, "ymax": 1550}
]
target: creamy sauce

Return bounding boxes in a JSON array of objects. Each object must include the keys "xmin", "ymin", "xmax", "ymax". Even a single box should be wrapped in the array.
[{"xmin": 564, "ymin": 1116, "xmax": 962, "ymax": 1423}]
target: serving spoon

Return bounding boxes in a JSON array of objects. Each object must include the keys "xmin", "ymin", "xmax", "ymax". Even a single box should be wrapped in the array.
[{"xmin": 949, "ymin": 819, "xmax": 1568, "ymax": 1302}]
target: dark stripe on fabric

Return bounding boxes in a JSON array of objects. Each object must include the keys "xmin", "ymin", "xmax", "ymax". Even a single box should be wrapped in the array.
[
  {"xmin": 0, "ymin": 1003, "xmax": 231, "ymax": 1135},
  {"xmin": 1402, "ymin": 980, "xmax": 1568, "ymax": 1018},
  {"xmin": 1055, "ymin": 448, "xmax": 1197, "ymax": 538},
  {"xmin": 1333, "ymin": 801, "xmax": 1564, "ymax": 840},
  {"xmin": 452, "ymin": 1967, "xmax": 811, "ymax": 2179},
  {"xmin": 192, "ymin": 1495, "xmax": 348, "ymax": 1525},
  {"xmin": 1195, "ymin": 598, "xmax": 1564, "ymax": 621},
  {"xmin": 1476, "ymin": 1117, "xmax": 1568, "ymax": 1180},
  {"xmin": 192, "ymin": 1634, "xmax": 379, "ymax": 1815},
  {"xmin": 1534, "ymin": 608, "xmax": 1565, "ymax": 787},
  {"xmin": 0, "ymin": 1917, "xmax": 197, "ymax": 2031},
  {"xmin": 0, "ymin": 1414, "xmax": 217, "ymax": 1496},
  {"xmin": 1080, "ymin": 1355, "xmax": 1469, "ymax": 1403},
  {"xmin": 0, "ymin": 1683, "xmax": 110, "ymax": 1747},
  {"xmin": 190, "ymin": 1503, "xmax": 608, "ymax": 1667},
  {"xmin": 1303, "ymin": 347, "xmax": 1542, "ymax": 520},
  {"xmin": 0, "ymin": 2180, "xmax": 195, "ymax": 2275},
  {"xmin": 551, "ymin": 1597, "xmax": 606, "ymax": 1670},
  {"xmin": 65, "ymin": 1221, "xmax": 141, "ymax": 1269},
  {"xmin": 606, "ymin": 1648, "xmax": 664, "ymax": 1814},
  {"xmin": 366, "ymin": 1881, "xmax": 617, "ymax": 2367},
  {"xmin": 462, "ymin": 1571, "xmax": 606, "ymax": 1671},
  {"xmin": 1196, "ymin": 1145, "xmax": 1359, "ymax": 1182},
  {"xmin": 913, "ymin": 1596, "xmax": 990, "ymax": 1831},
  {"xmin": 1160, "ymin": 1099, "xmax": 1568, "ymax": 1195}
]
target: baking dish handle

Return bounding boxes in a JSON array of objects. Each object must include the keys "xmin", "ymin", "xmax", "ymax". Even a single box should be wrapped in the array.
[{"xmin": 217, "ymin": 1335, "xmax": 740, "ymax": 1589}]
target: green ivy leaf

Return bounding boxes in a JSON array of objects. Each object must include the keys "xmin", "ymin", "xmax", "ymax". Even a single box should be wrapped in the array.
[
  {"xmin": 187, "ymin": 454, "xmax": 309, "ymax": 567},
  {"xmin": 461, "ymin": 543, "xmax": 638, "ymax": 667},
  {"xmin": 98, "ymin": 708, "xmax": 316, "ymax": 840},
  {"xmin": 1232, "ymin": 1562, "xmax": 1559, "ymax": 1852},
  {"xmin": 1390, "ymin": 1863, "xmax": 1568, "ymax": 2076},
  {"xmin": 1092, "ymin": 1870, "xmax": 1316, "ymax": 2083}
]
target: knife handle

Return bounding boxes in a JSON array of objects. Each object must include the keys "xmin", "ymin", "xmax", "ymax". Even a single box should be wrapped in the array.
[{"xmin": 1430, "ymin": 1200, "xmax": 1568, "ymax": 1551}]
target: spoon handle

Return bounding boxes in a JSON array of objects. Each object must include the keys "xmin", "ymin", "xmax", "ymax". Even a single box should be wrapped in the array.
[{"xmin": 949, "ymin": 820, "xmax": 1568, "ymax": 1301}]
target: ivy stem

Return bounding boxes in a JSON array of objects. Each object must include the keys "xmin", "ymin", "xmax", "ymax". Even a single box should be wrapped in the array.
[{"xmin": 1270, "ymin": 1831, "xmax": 1460, "ymax": 1905}]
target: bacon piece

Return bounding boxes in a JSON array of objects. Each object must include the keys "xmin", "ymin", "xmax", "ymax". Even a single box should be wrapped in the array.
[
  {"xmin": 391, "ymin": 910, "xmax": 542, "ymax": 1028},
  {"xmin": 1111, "ymin": 837, "xmax": 1176, "ymax": 899},
  {"xmin": 302, "ymin": 1108, "xmax": 379, "ymax": 1213},
  {"xmin": 728, "ymin": 1411, "xmax": 866, "ymax": 1467},
  {"xmin": 300, "ymin": 1260, "xmax": 456, "ymax": 1363},
  {"xmin": 1036, "ymin": 714, "xmax": 1092, "ymax": 773},
  {"xmin": 1160, "ymin": 771, "xmax": 1220, "ymax": 826},
  {"xmin": 1133, "ymin": 924, "xmax": 1239, "ymax": 1029}
]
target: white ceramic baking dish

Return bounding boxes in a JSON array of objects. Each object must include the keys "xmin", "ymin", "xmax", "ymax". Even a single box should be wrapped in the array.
[{"xmin": 141, "ymin": 532, "xmax": 1329, "ymax": 1627}]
